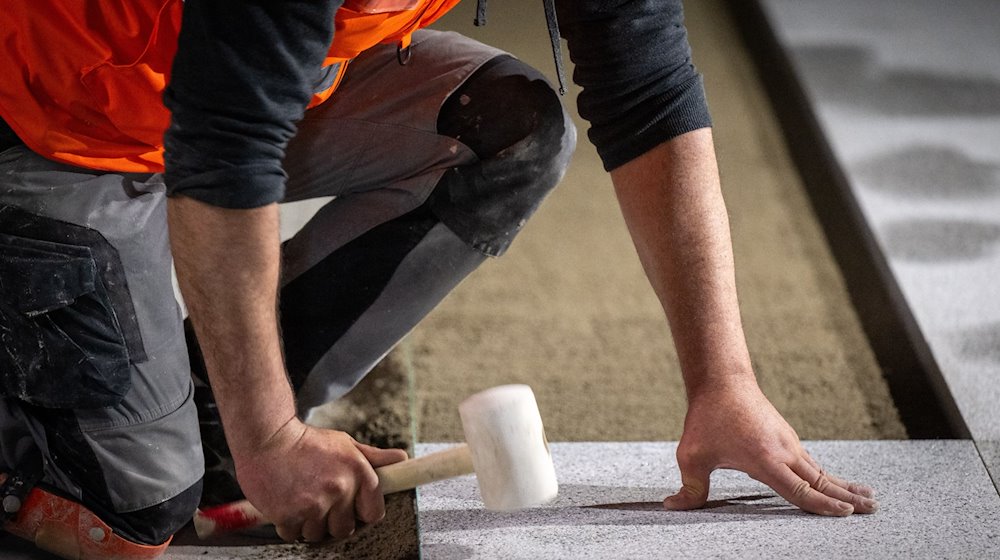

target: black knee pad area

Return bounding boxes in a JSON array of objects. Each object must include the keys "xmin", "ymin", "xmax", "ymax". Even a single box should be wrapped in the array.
[
  {"xmin": 101, "ymin": 478, "xmax": 203, "ymax": 545},
  {"xmin": 430, "ymin": 55, "xmax": 576, "ymax": 256},
  {"xmin": 437, "ymin": 55, "xmax": 569, "ymax": 162}
]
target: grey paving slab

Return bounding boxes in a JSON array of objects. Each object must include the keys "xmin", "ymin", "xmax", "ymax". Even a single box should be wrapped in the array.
[
  {"xmin": 417, "ymin": 441, "xmax": 1000, "ymax": 559},
  {"xmin": 981, "ymin": 441, "xmax": 1000, "ymax": 490},
  {"xmin": 757, "ymin": 0, "xmax": 1000, "ymax": 484}
]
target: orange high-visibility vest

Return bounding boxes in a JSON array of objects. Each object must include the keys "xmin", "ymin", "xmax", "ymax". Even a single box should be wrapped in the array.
[{"xmin": 0, "ymin": 0, "xmax": 460, "ymax": 173}]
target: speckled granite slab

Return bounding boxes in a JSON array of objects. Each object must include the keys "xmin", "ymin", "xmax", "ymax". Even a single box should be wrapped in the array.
[
  {"xmin": 756, "ymin": 0, "xmax": 1000, "ymax": 488},
  {"xmin": 417, "ymin": 441, "xmax": 1000, "ymax": 559}
]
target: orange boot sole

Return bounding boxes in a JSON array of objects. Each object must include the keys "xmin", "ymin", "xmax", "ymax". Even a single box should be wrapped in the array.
[{"xmin": 3, "ymin": 486, "xmax": 171, "ymax": 560}]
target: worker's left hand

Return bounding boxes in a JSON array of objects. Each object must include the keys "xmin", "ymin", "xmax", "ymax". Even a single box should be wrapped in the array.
[{"xmin": 662, "ymin": 378, "xmax": 879, "ymax": 516}]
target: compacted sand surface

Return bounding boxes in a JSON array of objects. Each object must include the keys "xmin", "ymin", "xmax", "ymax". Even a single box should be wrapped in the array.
[{"xmin": 409, "ymin": 0, "xmax": 906, "ymax": 443}]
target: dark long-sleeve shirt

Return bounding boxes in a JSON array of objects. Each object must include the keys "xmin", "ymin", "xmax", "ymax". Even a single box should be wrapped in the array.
[
  {"xmin": 163, "ymin": 0, "xmax": 712, "ymax": 208},
  {"xmin": 557, "ymin": 0, "xmax": 711, "ymax": 171}
]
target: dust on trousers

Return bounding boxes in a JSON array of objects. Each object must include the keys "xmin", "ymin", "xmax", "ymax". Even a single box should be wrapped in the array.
[{"xmin": 0, "ymin": 31, "xmax": 575, "ymax": 559}]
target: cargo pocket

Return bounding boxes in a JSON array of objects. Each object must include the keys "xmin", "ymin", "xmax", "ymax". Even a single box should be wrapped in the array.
[{"xmin": 0, "ymin": 206, "xmax": 145, "ymax": 409}]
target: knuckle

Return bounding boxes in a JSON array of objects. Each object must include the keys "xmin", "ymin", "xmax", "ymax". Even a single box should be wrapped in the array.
[
  {"xmin": 676, "ymin": 445, "xmax": 704, "ymax": 467},
  {"xmin": 813, "ymin": 474, "xmax": 831, "ymax": 493},
  {"xmin": 297, "ymin": 490, "xmax": 324, "ymax": 508},
  {"xmin": 681, "ymin": 482, "xmax": 705, "ymax": 497},
  {"xmin": 326, "ymin": 476, "xmax": 353, "ymax": 497},
  {"xmin": 358, "ymin": 468, "xmax": 380, "ymax": 494},
  {"xmin": 307, "ymin": 502, "xmax": 329, "ymax": 520},
  {"xmin": 791, "ymin": 479, "xmax": 811, "ymax": 499},
  {"xmin": 278, "ymin": 495, "xmax": 326, "ymax": 525}
]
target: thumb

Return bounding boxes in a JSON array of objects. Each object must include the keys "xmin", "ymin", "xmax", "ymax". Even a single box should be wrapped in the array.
[
  {"xmin": 354, "ymin": 441, "xmax": 410, "ymax": 468},
  {"xmin": 664, "ymin": 460, "xmax": 711, "ymax": 511}
]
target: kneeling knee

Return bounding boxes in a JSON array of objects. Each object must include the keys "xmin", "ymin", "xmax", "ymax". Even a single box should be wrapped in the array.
[
  {"xmin": 433, "ymin": 56, "xmax": 577, "ymax": 255},
  {"xmin": 104, "ymin": 478, "xmax": 203, "ymax": 545},
  {"xmin": 4, "ymin": 478, "xmax": 201, "ymax": 556},
  {"xmin": 439, "ymin": 55, "xmax": 576, "ymax": 184}
]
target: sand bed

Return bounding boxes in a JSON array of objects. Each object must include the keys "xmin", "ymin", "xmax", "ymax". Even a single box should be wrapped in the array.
[{"xmin": 409, "ymin": 0, "xmax": 906, "ymax": 443}]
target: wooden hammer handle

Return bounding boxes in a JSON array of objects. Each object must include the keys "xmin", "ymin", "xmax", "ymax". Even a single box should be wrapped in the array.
[
  {"xmin": 193, "ymin": 444, "xmax": 473, "ymax": 539},
  {"xmin": 376, "ymin": 443, "xmax": 473, "ymax": 494}
]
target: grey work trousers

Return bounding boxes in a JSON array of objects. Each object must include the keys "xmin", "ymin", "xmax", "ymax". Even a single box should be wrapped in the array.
[{"xmin": 0, "ymin": 29, "xmax": 574, "ymax": 540}]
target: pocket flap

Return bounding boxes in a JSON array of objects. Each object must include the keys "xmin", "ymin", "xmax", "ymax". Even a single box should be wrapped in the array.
[{"xmin": 0, "ymin": 236, "xmax": 98, "ymax": 316}]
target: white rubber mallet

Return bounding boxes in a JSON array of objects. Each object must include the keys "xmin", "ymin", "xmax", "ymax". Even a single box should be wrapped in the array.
[{"xmin": 193, "ymin": 384, "xmax": 558, "ymax": 538}]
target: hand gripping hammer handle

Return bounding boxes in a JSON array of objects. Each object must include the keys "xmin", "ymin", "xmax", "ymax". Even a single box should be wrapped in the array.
[
  {"xmin": 192, "ymin": 444, "xmax": 474, "ymax": 538},
  {"xmin": 194, "ymin": 384, "xmax": 558, "ymax": 538}
]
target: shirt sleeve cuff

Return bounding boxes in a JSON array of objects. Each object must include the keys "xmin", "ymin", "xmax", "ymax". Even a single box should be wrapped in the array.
[
  {"xmin": 165, "ymin": 163, "xmax": 287, "ymax": 209},
  {"xmin": 594, "ymin": 75, "xmax": 713, "ymax": 172}
]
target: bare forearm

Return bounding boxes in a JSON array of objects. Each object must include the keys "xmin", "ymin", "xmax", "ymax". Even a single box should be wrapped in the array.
[
  {"xmin": 610, "ymin": 128, "xmax": 753, "ymax": 399},
  {"xmin": 613, "ymin": 131, "xmax": 877, "ymax": 516},
  {"xmin": 167, "ymin": 196, "xmax": 296, "ymax": 454}
]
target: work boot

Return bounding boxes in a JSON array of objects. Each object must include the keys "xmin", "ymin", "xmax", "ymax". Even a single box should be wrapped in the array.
[
  {"xmin": 185, "ymin": 322, "xmax": 244, "ymax": 508},
  {"xmin": 2, "ymin": 473, "xmax": 170, "ymax": 560}
]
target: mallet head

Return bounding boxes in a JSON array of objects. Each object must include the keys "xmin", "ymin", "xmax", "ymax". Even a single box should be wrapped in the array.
[{"xmin": 458, "ymin": 384, "xmax": 558, "ymax": 511}]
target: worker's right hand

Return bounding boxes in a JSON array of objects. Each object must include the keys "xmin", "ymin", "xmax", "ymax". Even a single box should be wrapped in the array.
[{"xmin": 231, "ymin": 417, "xmax": 409, "ymax": 542}]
